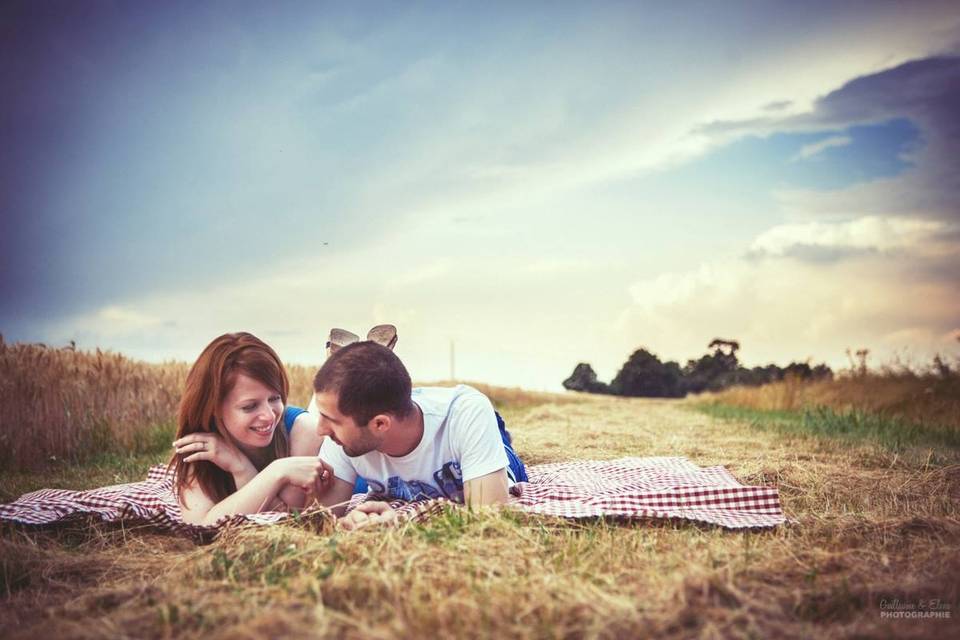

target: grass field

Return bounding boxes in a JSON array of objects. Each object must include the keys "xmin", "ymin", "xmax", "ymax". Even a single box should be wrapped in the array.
[
  {"xmin": 700, "ymin": 370, "xmax": 960, "ymax": 433},
  {"xmin": 2, "ymin": 383, "xmax": 958, "ymax": 639}
]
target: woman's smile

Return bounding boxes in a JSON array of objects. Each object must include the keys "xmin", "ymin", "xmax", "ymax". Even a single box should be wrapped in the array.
[{"xmin": 249, "ymin": 423, "xmax": 275, "ymax": 438}]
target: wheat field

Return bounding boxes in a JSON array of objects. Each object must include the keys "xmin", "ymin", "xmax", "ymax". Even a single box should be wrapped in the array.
[{"xmin": 0, "ymin": 343, "xmax": 187, "ymax": 472}]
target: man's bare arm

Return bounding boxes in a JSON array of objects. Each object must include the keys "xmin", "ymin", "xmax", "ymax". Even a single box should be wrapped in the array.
[{"xmin": 463, "ymin": 468, "xmax": 510, "ymax": 507}]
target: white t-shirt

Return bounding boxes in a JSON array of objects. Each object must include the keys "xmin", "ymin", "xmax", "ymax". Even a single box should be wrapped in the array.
[{"xmin": 318, "ymin": 385, "xmax": 509, "ymax": 502}]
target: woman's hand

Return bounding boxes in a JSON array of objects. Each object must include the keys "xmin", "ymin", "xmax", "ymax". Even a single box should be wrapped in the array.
[
  {"xmin": 269, "ymin": 456, "xmax": 335, "ymax": 494},
  {"xmin": 173, "ymin": 432, "xmax": 253, "ymax": 475},
  {"xmin": 338, "ymin": 501, "xmax": 398, "ymax": 531},
  {"xmin": 273, "ymin": 457, "xmax": 339, "ymax": 510}
]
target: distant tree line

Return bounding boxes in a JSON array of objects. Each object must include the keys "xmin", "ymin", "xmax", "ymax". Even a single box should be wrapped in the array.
[{"xmin": 563, "ymin": 339, "xmax": 833, "ymax": 397}]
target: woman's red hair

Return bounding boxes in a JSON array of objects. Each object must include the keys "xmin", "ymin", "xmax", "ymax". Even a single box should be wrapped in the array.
[{"xmin": 169, "ymin": 332, "xmax": 290, "ymax": 504}]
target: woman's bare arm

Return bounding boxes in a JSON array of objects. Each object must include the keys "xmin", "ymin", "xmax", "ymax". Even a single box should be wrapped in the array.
[{"xmin": 178, "ymin": 457, "xmax": 326, "ymax": 526}]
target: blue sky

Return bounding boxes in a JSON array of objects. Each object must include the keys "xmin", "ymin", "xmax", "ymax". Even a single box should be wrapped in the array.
[{"xmin": 2, "ymin": 1, "xmax": 958, "ymax": 389}]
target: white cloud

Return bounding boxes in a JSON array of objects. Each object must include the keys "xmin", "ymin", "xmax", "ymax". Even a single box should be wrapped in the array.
[
  {"xmin": 621, "ymin": 224, "xmax": 960, "ymax": 371},
  {"xmin": 95, "ymin": 306, "xmax": 164, "ymax": 328},
  {"xmin": 748, "ymin": 216, "xmax": 946, "ymax": 259},
  {"xmin": 628, "ymin": 264, "xmax": 741, "ymax": 313},
  {"xmin": 790, "ymin": 135, "xmax": 852, "ymax": 161}
]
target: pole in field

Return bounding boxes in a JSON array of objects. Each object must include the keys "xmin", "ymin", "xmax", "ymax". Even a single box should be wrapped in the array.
[{"xmin": 450, "ymin": 339, "xmax": 455, "ymax": 382}]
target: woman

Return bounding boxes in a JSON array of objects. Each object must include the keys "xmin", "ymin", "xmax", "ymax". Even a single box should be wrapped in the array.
[{"xmin": 169, "ymin": 332, "xmax": 331, "ymax": 525}]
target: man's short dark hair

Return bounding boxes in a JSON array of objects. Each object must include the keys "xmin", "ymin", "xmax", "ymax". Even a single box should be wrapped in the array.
[{"xmin": 313, "ymin": 341, "xmax": 414, "ymax": 426}]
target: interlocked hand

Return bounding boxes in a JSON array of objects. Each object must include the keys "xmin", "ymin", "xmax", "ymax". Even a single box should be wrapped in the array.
[{"xmin": 338, "ymin": 501, "xmax": 398, "ymax": 531}]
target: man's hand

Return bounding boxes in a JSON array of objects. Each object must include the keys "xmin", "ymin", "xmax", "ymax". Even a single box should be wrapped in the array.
[
  {"xmin": 277, "ymin": 458, "xmax": 336, "ymax": 511},
  {"xmin": 338, "ymin": 501, "xmax": 398, "ymax": 531},
  {"xmin": 267, "ymin": 456, "xmax": 335, "ymax": 493},
  {"xmin": 295, "ymin": 458, "xmax": 337, "ymax": 508},
  {"xmin": 173, "ymin": 432, "xmax": 253, "ymax": 476}
]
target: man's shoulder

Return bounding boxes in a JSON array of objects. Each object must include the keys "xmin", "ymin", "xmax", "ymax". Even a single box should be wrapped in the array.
[
  {"xmin": 413, "ymin": 384, "xmax": 491, "ymax": 412},
  {"xmin": 413, "ymin": 383, "xmax": 487, "ymax": 399}
]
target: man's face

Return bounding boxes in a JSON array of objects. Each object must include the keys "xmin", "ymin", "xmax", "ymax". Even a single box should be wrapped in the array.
[{"xmin": 314, "ymin": 390, "xmax": 383, "ymax": 457}]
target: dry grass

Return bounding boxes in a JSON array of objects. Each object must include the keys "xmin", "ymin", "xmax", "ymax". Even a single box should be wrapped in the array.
[
  {"xmin": 701, "ymin": 373, "xmax": 960, "ymax": 432},
  {"xmin": 3, "ymin": 391, "xmax": 959, "ymax": 638}
]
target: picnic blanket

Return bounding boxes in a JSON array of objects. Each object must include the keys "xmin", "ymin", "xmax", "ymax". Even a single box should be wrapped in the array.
[
  {"xmin": 0, "ymin": 457, "xmax": 784, "ymax": 542},
  {"xmin": 0, "ymin": 466, "xmax": 442, "ymax": 544},
  {"xmin": 512, "ymin": 457, "xmax": 785, "ymax": 529}
]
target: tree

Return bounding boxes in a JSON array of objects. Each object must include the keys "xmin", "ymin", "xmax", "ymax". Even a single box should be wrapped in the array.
[
  {"xmin": 707, "ymin": 338, "xmax": 740, "ymax": 356},
  {"xmin": 681, "ymin": 343, "xmax": 740, "ymax": 393},
  {"xmin": 562, "ymin": 340, "xmax": 833, "ymax": 397},
  {"xmin": 609, "ymin": 349, "xmax": 684, "ymax": 398},
  {"xmin": 562, "ymin": 363, "xmax": 610, "ymax": 394}
]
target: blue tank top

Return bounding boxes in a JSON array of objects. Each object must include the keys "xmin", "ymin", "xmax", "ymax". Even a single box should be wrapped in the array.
[{"xmin": 282, "ymin": 406, "xmax": 307, "ymax": 434}]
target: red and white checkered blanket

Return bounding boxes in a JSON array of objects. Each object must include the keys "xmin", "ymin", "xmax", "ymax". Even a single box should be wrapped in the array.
[
  {"xmin": 0, "ymin": 466, "xmax": 441, "ymax": 544},
  {"xmin": 510, "ymin": 457, "xmax": 785, "ymax": 529},
  {"xmin": 0, "ymin": 457, "xmax": 784, "ymax": 542}
]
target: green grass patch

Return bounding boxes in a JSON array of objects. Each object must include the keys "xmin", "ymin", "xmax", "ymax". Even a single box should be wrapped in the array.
[
  {"xmin": 131, "ymin": 420, "xmax": 178, "ymax": 456},
  {"xmin": 0, "ymin": 421, "xmax": 175, "ymax": 501},
  {"xmin": 0, "ymin": 450, "xmax": 169, "ymax": 502},
  {"xmin": 413, "ymin": 504, "xmax": 479, "ymax": 545},
  {"xmin": 693, "ymin": 402, "xmax": 960, "ymax": 451}
]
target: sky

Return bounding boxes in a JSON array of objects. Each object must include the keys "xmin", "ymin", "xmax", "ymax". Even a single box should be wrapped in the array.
[{"xmin": 2, "ymin": 1, "xmax": 959, "ymax": 390}]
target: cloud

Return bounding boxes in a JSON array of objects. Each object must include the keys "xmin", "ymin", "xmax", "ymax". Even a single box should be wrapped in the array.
[
  {"xmin": 620, "ymin": 251, "xmax": 960, "ymax": 369},
  {"xmin": 763, "ymin": 100, "xmax": 793, "ymax": 112},
  {"xmin": 790, "ymin": 135, "xmax": 852, "ymax": 161},
  {"xmin": 38, "ymin": 243, "xmax": 630, "ymax": 388},
  {"xmin": 92, "ymin": 306, "xmax": 166, "ymax": 330},
  {"xmin": 803, "ymin": 56, "xmax": 960, "ymax": 130},
  {"xmin": 746, "ymin": 216, "xmax": 948, "ymax": 262},
  {"xmin": 38, "ymin": 304, "xmax": 185, "ymax": 358},
  {"xmin": 621, "ymin": 210, "xmax": 960, "ymax": 369},
  {"xmin": 344, "ymin": 37, "xmax": 960, "ymax": 242},
  {"xmin": 698, "ymin": 56, "xmax": 960, "ymax": 136},
  {"xmin": 697, "ymin": 55, "xmax": 960, "ymax": 223},
  {"xmin": 601, "ymin": 50, "xmax": 960, "ymax": 374},
  {"xmin": 628, "ymin": 264, "xmax": 740, "ymax": 313},
  {"xmin": 624, "ymin": 60, "xmax": 960, "ymax": 369}
]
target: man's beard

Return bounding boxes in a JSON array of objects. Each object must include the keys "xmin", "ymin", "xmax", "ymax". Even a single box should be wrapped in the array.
[{"xmin": 342, "ymin": 434, "xmax": 378, "ymax": 458}]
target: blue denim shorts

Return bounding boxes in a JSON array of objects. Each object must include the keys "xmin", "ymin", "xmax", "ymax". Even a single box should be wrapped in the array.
[{"xmin": 496, "ymin": 411, "xmax": 528, "ymax": 483}]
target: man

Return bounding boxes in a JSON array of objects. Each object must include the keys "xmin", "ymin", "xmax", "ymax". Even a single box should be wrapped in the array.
[{"xmin": 308, "ymin": 341, "xmax": 526, "ymax": 529}]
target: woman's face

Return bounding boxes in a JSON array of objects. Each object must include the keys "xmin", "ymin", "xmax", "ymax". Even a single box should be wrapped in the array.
[{"xmin": 220, "ymin": 372, "xmax": 283, "ymax": 454}]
